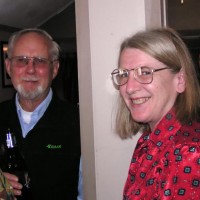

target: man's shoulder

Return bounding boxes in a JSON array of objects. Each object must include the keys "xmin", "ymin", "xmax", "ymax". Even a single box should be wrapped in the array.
[
  {"xmin": 50, "ymin": 95, "xmax": 79, "ymax": 113},
  {"xmin": 0, "ymin": 99, "xmax": 14, "ymax": 110},
  {"xmin": 0, "ymin": 99, "xmax": 16, "ymax": 136},
  {"xmin": 0, "ymin": 99, "xmax": 13, "ymax": 104}
]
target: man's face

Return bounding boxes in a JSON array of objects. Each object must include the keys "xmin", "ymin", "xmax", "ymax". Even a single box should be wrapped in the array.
[{"xmin": 6, "ymin": 32, "xmax": 59, "ymax": 101}]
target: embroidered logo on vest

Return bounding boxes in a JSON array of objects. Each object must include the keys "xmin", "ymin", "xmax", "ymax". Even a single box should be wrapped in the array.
[{"xmin": 46, "ymin": 144, "xmax": 62, "ymax": 149}]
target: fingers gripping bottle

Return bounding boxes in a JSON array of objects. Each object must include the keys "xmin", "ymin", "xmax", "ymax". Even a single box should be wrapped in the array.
[{"xmin": 0, "ymin": 168, "xmax": 15, "ymax": 200}]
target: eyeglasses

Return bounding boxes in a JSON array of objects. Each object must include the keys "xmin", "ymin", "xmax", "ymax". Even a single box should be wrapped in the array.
[
  {"xmin": 111, "ymin": 66, "xmax": 169, "ymax": 86},
  {"xmin": 9, "ymin": 56, "xmax": 55, "ymax": 68}
]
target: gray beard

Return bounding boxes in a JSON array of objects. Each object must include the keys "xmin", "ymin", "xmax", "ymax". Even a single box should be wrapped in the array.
[{"xmin": 16, "ymin": 84, "xmax": 45, "ymax": 100}]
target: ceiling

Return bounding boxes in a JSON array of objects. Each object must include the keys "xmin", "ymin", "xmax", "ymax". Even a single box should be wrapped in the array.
[{"xmin": 0, "ymin": 0, "xmax": 74, "ymax": 29}]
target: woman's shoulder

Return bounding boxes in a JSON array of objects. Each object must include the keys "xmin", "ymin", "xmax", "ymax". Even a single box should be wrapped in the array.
[{"xmin": 173, "ymin": 121, "xmax": 200, "ymax": 149}]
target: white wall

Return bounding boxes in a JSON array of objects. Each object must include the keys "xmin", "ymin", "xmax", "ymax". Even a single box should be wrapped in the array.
[{"xmin": 76, "ymin": 0, "xmax": 162, "ymax": 199}]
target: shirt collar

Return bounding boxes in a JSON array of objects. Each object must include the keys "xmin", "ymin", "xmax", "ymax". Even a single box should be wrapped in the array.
[
  {"xmin": 149, "ymin": 109, "xmax": 181, "ymax": 146},
  {"xmin": 16, "ymin": 88, "xmax": 53, "ymax": 117}
]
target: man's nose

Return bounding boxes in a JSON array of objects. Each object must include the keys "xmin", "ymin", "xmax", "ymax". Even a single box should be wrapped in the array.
[{"xmin": 26, "ymin": 59, "xmax": 36, "ymax": 72}]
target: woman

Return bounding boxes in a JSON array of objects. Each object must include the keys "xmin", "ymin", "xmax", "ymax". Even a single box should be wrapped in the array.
[{"xmin": 111, "ymin": 28, "xmax": 200, "ymax": 199}]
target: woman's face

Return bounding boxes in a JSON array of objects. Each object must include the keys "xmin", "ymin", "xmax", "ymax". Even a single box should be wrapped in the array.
[{"xmin": 119, "ymin": 48, "xmax": 185, "ymax": 130}]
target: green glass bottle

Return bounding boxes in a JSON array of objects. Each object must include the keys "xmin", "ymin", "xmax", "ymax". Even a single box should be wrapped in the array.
[{"xmin": 6, "ymin": 129, "xmax": 32, "ymax": 200}]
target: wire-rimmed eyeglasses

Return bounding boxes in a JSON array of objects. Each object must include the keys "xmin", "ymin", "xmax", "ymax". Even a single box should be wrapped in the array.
[
  {"xmin": 9, "ymin": 56, "xmax": 56, "ymax": 68},
  {"xmin": 111, "ymin": 66, "xmax": 169, "ymax": 86}
]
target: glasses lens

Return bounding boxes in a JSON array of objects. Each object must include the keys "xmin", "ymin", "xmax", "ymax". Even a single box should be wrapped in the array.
[
  {"xmin": 11, "ymin": 56, "xmax": 49, "ymax": 68},
  {"xmin": 135, "ymin": 67, "xmax": 152, "ymax": 84},
  {"xmin": 112, "ymin": 69, "xmax": 128, "ymax": 86},
  {"xmin": 33, "ymin": 57, "xmax": 48, "ymax": 67},
  {"xmin": 12, "ymin": 57, "xmax": 28, "ymax": 67}
]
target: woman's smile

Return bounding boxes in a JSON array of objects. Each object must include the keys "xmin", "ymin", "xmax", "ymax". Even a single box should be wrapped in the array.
[{"xmin": 130, "ymin": 97, "xmax": 150, "ymax": 105}]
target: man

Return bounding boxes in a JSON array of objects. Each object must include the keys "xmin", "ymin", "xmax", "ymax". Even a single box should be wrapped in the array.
[{"xmin": 0, "ymin": 28, "xmax": 81, "ymax": 200}]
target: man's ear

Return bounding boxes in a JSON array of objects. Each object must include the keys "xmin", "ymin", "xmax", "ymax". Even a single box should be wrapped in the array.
[
  {"xmin": 52, "ymin": 61, "xmax": 60, "ymax": 79},
  {"xmin": 176, "ymin": 69, "xmax": 185, "ymax": 93},
  {"xmin": 5, "ymin": 58, "xmax": 12, "ymax": 77}
]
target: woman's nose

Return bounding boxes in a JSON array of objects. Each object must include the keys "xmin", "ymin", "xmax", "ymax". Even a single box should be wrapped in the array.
[{"xmin": 125, "ymin": 73, "xmax": 141, "ymax": 94}]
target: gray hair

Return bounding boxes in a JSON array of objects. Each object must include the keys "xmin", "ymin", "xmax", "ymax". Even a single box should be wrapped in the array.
[{"xmin": 7, "ymin": 28, "xmax": 60, "ymax": 61}]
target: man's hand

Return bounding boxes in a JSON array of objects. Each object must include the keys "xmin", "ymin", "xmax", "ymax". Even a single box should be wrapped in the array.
[{"xmin": 3, "ymin": 172, "xmax": 23, "ymax": 196}]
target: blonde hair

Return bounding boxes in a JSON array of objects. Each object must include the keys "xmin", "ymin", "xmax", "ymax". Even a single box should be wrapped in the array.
[{"xmin": 115, "ymin": 28, "xmax": 200, "ymax": 138}]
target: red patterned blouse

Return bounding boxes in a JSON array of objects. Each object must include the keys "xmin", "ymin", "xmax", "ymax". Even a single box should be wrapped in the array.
[{"xmin": 123, "ymin": 111, "xmax": 200, "ymax": 200}]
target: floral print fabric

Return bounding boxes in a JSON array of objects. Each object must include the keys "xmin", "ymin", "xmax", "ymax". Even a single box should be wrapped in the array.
[
  {"xmin": 123, "ymin": 111, "xmax": 200, "ymax": 200},
  {"xmin": 0, "ymin": 169, "xmax": 14, "ymax": 200}
]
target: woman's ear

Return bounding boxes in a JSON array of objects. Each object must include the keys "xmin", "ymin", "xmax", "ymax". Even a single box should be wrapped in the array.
[{"xmin": 176, "ymin": 69, "xmax": 185, "ymax": 93}]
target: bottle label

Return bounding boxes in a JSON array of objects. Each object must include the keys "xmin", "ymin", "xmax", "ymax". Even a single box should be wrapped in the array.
[{"xmin": 6, "ymin": 133, "xmax": 16, "ymax": 148}]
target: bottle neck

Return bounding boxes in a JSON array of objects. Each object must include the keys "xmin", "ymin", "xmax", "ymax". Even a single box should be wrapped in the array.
[{"xmin": 6, "ymin": 132, "xmax": 17, "ymax": 148}]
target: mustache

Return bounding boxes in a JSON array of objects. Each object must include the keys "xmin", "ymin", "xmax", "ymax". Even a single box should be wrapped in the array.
[{"xmin": 20, "ymin": 77, "xmax": 39, "ymax": 81}]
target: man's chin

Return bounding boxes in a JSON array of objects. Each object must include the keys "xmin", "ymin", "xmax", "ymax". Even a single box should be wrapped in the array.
[
  {"xmin": 18, "ymin": 89, "xmax": 44, "ymax": 100},
  {"xmin": 19, "ymin": 93, "xmax": 39, "ymax": 100}
]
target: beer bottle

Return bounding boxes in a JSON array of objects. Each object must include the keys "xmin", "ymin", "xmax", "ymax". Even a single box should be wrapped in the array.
[{"xmin": 6, "ymin": 129, "xmax": 32, "ymax": 200}]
